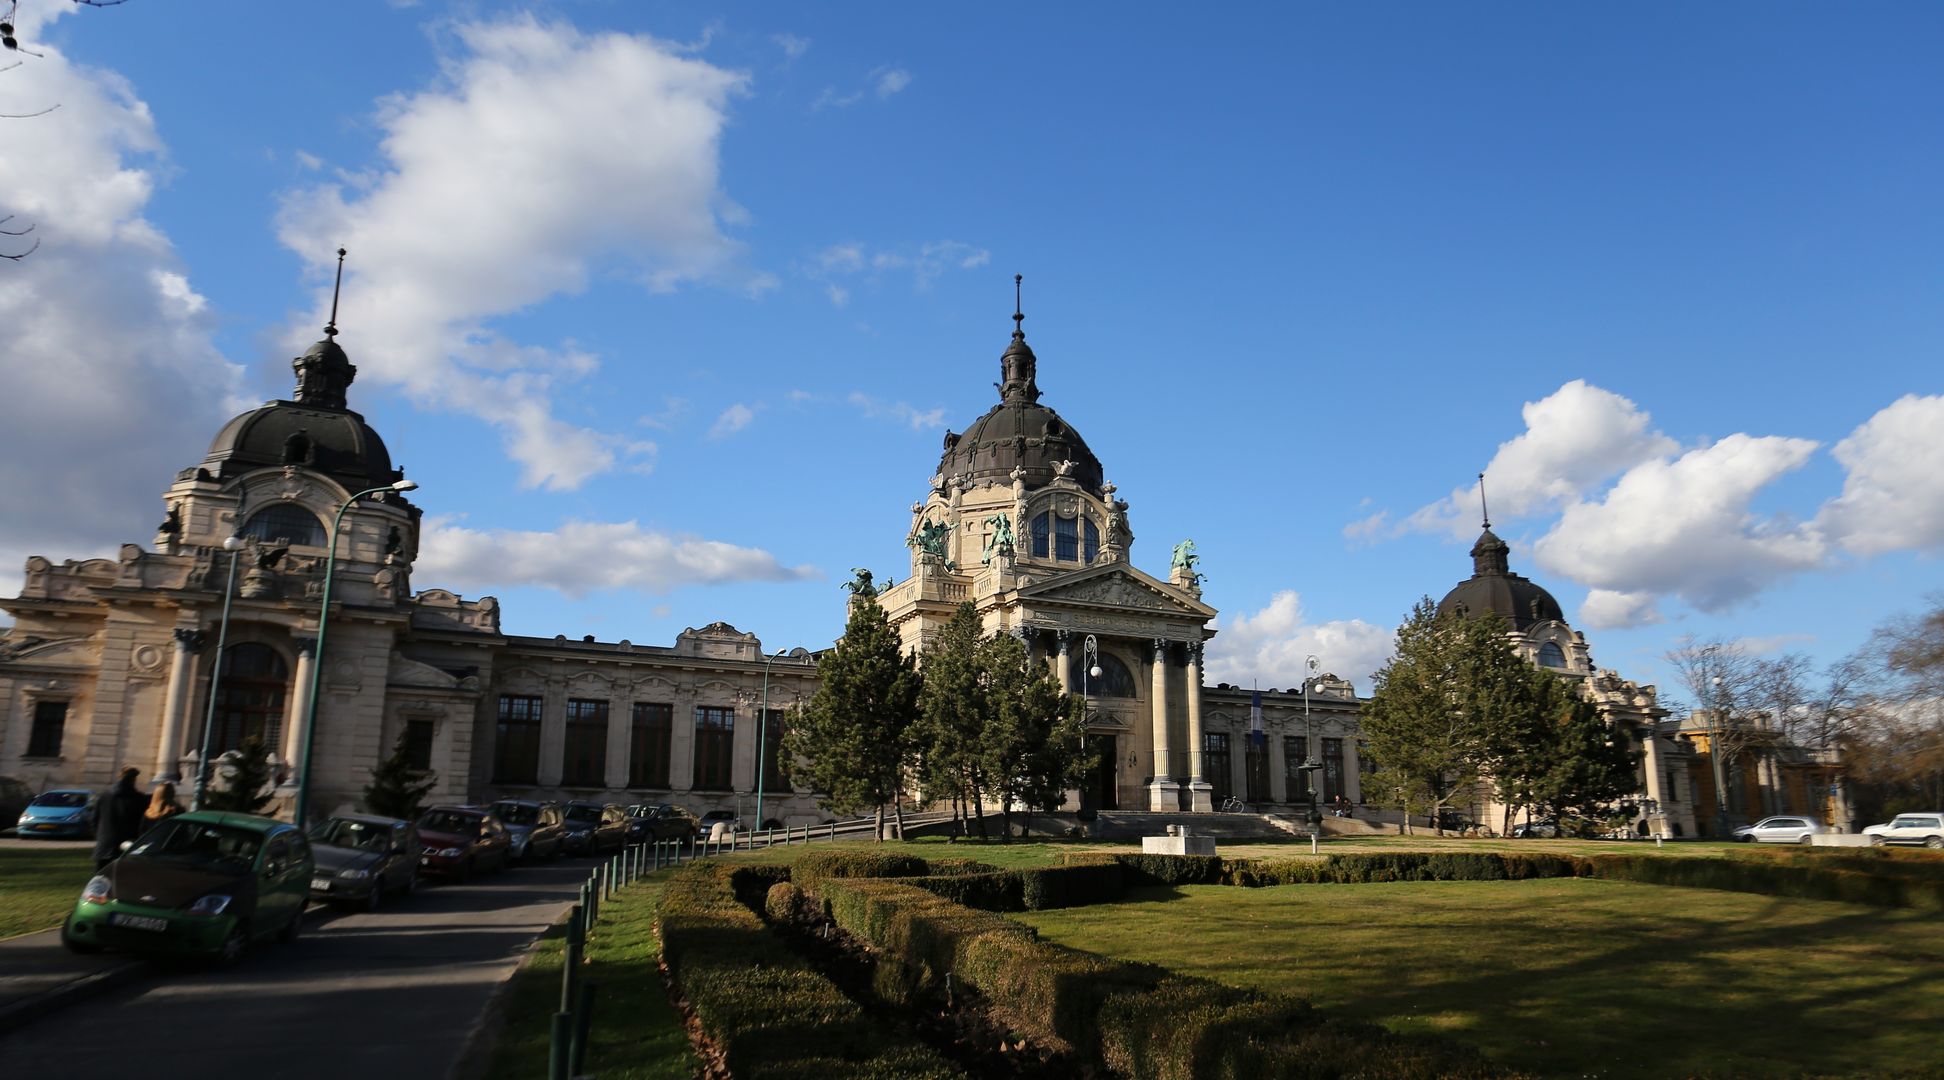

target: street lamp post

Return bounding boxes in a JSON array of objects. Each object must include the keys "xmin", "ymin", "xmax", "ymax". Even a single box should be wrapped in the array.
[
  {"xmin": 1082, "ymin": 635, "xmax": 1101, "ymax": 719},
  {"xmin": 191, "ymin": 535, "xmax": 247, "ymax": 811},
  {"xmin": 755, "ymin": 648, "xmax": 790, "ymax": 830},
  {"xmin": 293, "ymin": 478, "xmax": 418, "ymax": 829},
  {"xmin": 1300, "ymin": 655, "xmax": 1323, "ymax": 820}
]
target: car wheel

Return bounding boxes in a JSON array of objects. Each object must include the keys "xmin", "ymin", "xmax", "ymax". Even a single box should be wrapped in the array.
[
  {"xmin": 1798, "ymin": 834, "xmax": 1813, "ymax": 845},
  {"xmin": 1870, "ymin": 835, "xmax": 1885, "ymax": 847},
  {"xmin": 278, "ymin": 909, "xmax": 302, "ymax": 944},
  {"xmin": 365, "ymin": 883, "xmax": 383, "ymax": 912},
  {"xmin": 1926, "ymin": 836, "xmax": 1943, "ymax": 850},
  {"xmin": 60, "ymin": 916, "xmax": 100, "ymax": 955},
  {"xmin": 217, "ymin": 923, "xmax": 249, "ymax": 966},
  {"xmin": 400, "ymin": 871, "xmax": 417, "ymax": 897},
  {"xmin": 458, "ymin": 857, "xmax": 474, "ymax": 883}
]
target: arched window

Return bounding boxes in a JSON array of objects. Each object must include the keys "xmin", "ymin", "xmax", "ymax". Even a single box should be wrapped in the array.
[
  {"xmin": 1033, "ymin": 511, "xmax": 1100, "ymax": 564},
  {"xmin": 239, "ymin": 504, "xmax": 327, "ymax": 548},
  {"xmin": 1537, "ymin": 641, "xmax": 1568, "ymax": 669},
  {"xmin": 1070, "ymin": 651, "xmax": 1137, "ymax": 697},
  {"xmin": 1083, "ymin": 518, "xmax": 1099, "ymax": 563},
  {"xmin": 1030, "ymin": 514, "xmax": 1050, "ymax": 558},
  {"xmin": 212, "ymin": 643, "xmax": 289, "ymax": 754}
]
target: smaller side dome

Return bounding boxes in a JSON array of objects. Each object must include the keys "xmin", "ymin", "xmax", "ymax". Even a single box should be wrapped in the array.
[{"xmin": 1437, "ymin": 527, "xmax": 1565, "ymax": 631}]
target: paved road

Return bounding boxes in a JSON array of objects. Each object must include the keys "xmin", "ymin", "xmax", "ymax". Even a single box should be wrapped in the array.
[{"xmin": 0, "ymin": 859, "xmax": 590, "ymax": 1078}]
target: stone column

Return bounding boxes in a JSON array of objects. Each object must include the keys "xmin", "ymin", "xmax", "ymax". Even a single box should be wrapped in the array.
[
  {"xmin": 154, "ymin": 628, "xmax": 203, "ymax": 780},
  {"xmin": 1343, "ymin": 734, "xmax": 1363, "ymax": 804},
  {"xmin": 281, "ymin": 638, "xmax": 317, "ymax": 783},
  {"xmin": 1055, "ymin": 632, "xmax": 1072, "ymax": 694},
  {"xmin": 537, "ymin": 672, "xmax": 567, "ymax": 789},
  {"xmin": 1639, "ymin": 730, "xmax": 1667, "ymax": 834},
  {"xmin": 1269, "ymin": 727, "xmax": 1288, "ymax": 803},
  {"xmin": 669, "ymin": 688, "xmax": 697, "ymax": 793},
  {"xmin": 1185, "ymin": 642, "xmax": 1213, "ymax": 812},
  {"xmin": 605, "ymin": 686, "xmax": 632, "ymax": 792},
  {"xmin": 1146, "ymin": 638, "xmax": 1179, "ymax": 811}
]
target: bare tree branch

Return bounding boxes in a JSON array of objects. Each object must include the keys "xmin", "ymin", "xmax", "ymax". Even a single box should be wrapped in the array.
[{"xmin": 0, "ymin": 101, "xmax": 56, "ymax": 117}]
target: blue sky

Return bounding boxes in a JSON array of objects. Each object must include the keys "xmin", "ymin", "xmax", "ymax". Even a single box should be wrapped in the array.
[{"xmin": 3, "ymin": 2, "xmax": 1940, "ymax": 706}]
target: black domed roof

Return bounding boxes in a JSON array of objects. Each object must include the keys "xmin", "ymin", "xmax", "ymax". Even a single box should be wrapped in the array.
[
  {"xmin": 1436, "ymin": 528, "xmax": 1565, "ymax": 631},
  {"xmin": 936, "ymin": 298, "xmax": 1104, "ymax": 496},
  {"xmin": 193, "ymin": 333, "xmax": 402, "ymax": 492}
]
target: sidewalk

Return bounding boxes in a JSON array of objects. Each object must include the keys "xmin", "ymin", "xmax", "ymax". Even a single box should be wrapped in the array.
[{"xmin": 0, "ymin": 926, "xmax": 146, "ymax": 1035}]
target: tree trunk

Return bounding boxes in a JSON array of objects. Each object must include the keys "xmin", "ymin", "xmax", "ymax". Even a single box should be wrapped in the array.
[
  {"xmin": 1000, "ymin": 798, "xmax": 1013, "ymax": 843},
  {"xmin": 874, "ymin": 803, "xmax": 885, "ymax": 843},
  {"xmin": 893, "ymin": 796, "xmax": 906, "ymax": 842},
  {"xmin": 974, "ymin": 783, "xmax": 989, "ymax": 840}
]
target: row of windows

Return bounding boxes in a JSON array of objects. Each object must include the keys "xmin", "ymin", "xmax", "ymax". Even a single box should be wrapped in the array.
[
  {"xmin": 1203, "ymin": 732, "xmax": 1348, "ymax": 804},
  {"xmin": 493, "ymin": 695, "xmax": 789, "ymax": 792}
]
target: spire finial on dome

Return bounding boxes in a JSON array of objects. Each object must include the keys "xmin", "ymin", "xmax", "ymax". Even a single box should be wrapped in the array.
[
  {"xmin": 323, "ymin": 247, "xmax": 347, "ymax": 339},
  {"xmin": 1478, "ymin": 471, "xmax": 1490, "ymax": 529},
  {"xmin": 1012, "ymin": 273, "xmax": 1025, "ymax": 342}
]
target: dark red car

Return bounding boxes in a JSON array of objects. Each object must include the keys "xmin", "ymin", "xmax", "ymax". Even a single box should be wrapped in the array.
[{"xmin": 416, "ymin": 806, "xmax": 511, "ymax": 880}]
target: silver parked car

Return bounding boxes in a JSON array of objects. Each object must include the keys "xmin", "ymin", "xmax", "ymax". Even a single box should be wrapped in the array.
[
  {"xmin": 1862, "ymin": 813, "xmax": 1944, "ymax": 849},
  {"xmin": 307, "ymin": 814, "xmax": 420, "ymax": 909},
  {"xmin": 1732, "ymin": 815, "xmax": 1826, "ymax": 844}
]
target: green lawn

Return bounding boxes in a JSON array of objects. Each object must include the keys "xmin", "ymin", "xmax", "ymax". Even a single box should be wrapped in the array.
[
  {"xmin": 1014, "ymin": 878, "xmax": 1944, "ymax": 1078},
  {"xmin": 484, "ymin": 871, "xmax": 695, "ymax": 1080},
  {"xmin": 0, "ymin": 846, "xmax": 96, "ymax": 939}
]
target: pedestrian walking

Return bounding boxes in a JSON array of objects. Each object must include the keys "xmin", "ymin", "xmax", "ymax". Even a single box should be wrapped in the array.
[
  {"xmin": 143, "ymin": 780, "xmax": 184, "ymax": 831},
  {"xmin": 93, "ymin": 766, "xmax": 146, "ymax": 869}
]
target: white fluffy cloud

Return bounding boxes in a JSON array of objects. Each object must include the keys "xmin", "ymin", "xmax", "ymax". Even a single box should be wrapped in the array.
[
  {"xmin": 847, "ymin": 392, "xmax": 945, "ymax": 430},
  {"xmin": 1203, "ymin": 591, "xmax": 1394, "ymax": 694},
  {"xmin": 1578, "ymin": 589, "xmax": 1663, "ymax": 631},
  {"xmin": 1409, "ymin": 380, "xmax": 1677, "ymax": 536},
  {"xmin": 0, "ymin": 13, "xmax": 244, "ymax": 585},
  {"xmin": 416, "ymin": 517, "xmax": 820, "ymax": 597},
  {"xmin": 277, "ymin": 16, "xmax": 755, "ymax": 490},
  {"xmin": 709, "ymin": 403, "xmax": 756, "ymax": 439},
  {"xmin": 1535, "ymin": 434, "xmax": 1825, "ymax": 624},
  {"xmin": 1817, "ymin": 394, "xmax": 1944, "ymax": 556}
]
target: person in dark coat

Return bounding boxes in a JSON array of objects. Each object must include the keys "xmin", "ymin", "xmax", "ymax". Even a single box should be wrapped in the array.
[{"xmin": 93, "ymin": 766, "xmax": 146, "ymax": 869}]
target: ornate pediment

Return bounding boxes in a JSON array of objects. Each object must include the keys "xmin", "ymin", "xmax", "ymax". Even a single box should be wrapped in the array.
[{"xmin": 1019, "ymin": 564, "xmax": 1216, "ymax": 621}]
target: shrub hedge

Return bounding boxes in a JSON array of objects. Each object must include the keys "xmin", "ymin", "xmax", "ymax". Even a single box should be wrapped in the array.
[
  {"xmin": 656, "ymin": 863, "xmax": 960, "ymax": 1079},
  {"xmin": 810, "ymin": 875, "xmax": 1501, "ymax": 1078},
  {"xmin": 902, "ymin": 863, "xmax": 1128, "ymax": 912},
  {"xmin": 1060, "ymin": 850, "xmax": 1941, "ymax": 910},
  {"xmin": 789, "ymin": 849, "xmax": 930, "ymax": 892}
]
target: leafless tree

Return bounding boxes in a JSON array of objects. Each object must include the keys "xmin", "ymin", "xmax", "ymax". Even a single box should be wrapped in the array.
[{"xmin": 1848, "ymin": 594, "xmax": 1944, "ymax": 812}]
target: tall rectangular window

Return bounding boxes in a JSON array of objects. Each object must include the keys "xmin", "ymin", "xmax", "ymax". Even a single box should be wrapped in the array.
[
  {"xmin": 493, "ymin": 695, "xmax": 543, "ymax": 785},
  {"xmin": 759, "ymin": 708, "xmax": 791, "ymax": 794},
  {"xmin": 629, "ymin": 703, "xmax": 673, "ymax": 789},
  {"xmin": 1030, "ymin": 514, "xmax": 1050, "ymax": 558},
  {"xmin": 403, "ymin": 719, "xmax": 435, "ymax": 772},
  {"xmin": 693, "ymin": 706, "xmax": 735, "ymax": 791},
  {"xmin": 26, "ymin": 700, "xmax": 67, "ymax": 758},
  {"xmin": 1204, "ymin": 732, "xmax": 1231, "ymax": 805},
  {"xmin": 1322, "ymin": 737, "xmax": 1345, "ymax": 803},
  {"xmin": 1283, "ymin": 735, "xmax": 1309, "ymax": 804},
  {"xmin": 562, "ymin": 699, "xmax": 609, "ymax": 788},
  {"xmin": 1244, "ymin": 736, "xmax": 1269, "ymax": 803}
]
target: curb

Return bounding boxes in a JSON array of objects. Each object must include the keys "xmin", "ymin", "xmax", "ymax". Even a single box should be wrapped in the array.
[
  {"xmin": 0, "ymin": 956, "xmax": 146, "ymax": 1037},
  {"xmin": 447, "ymin": 903, "xmax": 575, "ymax": 1080}
]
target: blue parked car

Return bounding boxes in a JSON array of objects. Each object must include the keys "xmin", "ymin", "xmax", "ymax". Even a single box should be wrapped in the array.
[{"xmin": 16, "ymin": 789, "xmax": 97, "ymax": 838}]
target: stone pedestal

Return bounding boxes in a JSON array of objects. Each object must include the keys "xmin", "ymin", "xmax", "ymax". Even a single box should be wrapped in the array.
[
  {"xmin": 1146, "ymin": 778, "xmax": 1181, "ymax": 812},
  {"xmin": 1142, "ymin": 825, "xmax": 1216, "ymax": 856},
  {"xmin": 1186, "ymin": 780, "xmax": 1214, "ymax": 813}
]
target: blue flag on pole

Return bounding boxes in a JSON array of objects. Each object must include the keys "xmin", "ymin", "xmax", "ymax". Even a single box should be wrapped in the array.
[{"xmin": 1250, "ymin": 687, "xmax": 1265, "ymax": 747}]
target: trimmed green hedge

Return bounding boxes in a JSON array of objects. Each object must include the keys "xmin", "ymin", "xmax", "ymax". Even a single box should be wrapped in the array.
[
  {"xmin": 790, "ymin": 849, "xmax": 931, "ymax": 892},
  {"xmin": 1063, "ymin": 850, "xmax": 1942, "ymax": 910},
  {"xmin": 656, "ymin": 863, "xmax": 960, "ymax": 1079},
  {"xmin": 811, "ymin": 875, "xmax": 1500, "ymax": 1078},
  {"xmin": 903, "ymin": 863, "xmax": 1128, "ymax": 912}
]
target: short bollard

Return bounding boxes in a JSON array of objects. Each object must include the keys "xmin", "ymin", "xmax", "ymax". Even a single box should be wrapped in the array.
[
  {"xmin": 571, "ymin": 980, "xmax": 600, "ymax": 1076},
  {"xmin": 561, "ymin": 903, "xmax": 584, "ymax": 1012},
  {"xmin": 548, "ymin": 1011, "xmax": 573, "ymax": 1080},
  {"xmin": 1311, "ymin": 832, "xmax": 1320, "ymax": 855}
]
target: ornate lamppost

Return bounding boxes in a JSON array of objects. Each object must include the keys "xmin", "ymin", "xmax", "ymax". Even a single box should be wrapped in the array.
[
  {"xmin": 294, "ymin": 478, "xmax": 419, "ymax": 829},
  {"xmin": 190, "ymin": 535, "xmax": 246, "ymax": 810},
  {"xmin": 1299, "ymin": 655, "xmax": 1323, "ymax": 824},
  {"xmin": 1707, "ymin": 672, "xmax": 1731, "ymax": 840}
]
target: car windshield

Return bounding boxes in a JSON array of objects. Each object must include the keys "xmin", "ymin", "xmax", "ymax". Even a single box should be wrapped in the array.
[
  {"xmin": 492, "ymin": 803, "xmax": 540, "ymax": 825},
  {"xmin": 128, "ymin": 819, "xmax": 261, "ymax": 869},
  {"xmin": 309, "ymin": 819, "xmax": 393, "ymax": 852},
  {"xmin": 565, "ymin": 806, "xmax": 603, "ymax": 823},
  {"xmin": 30, "ymin": 792, "xmax": 88, "ymax": 808},
  {"xmin": 419, "ymin": 810, "xmax": 479, "ymax": 834}
]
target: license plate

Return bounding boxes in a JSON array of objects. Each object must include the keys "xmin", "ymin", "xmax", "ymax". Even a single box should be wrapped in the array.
[
  {"xmin": 109, "ymin": 913, "xmax": 167, "ymax": 932},
  {"xmin": 311, "ymin": 877, "xmax": 332, "ymax": 891},
  {"xmin": 30, "ymin": 824, "xmax": 53, "ymax": 830}
]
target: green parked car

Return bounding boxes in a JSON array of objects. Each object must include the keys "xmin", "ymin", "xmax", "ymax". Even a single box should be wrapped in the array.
[{"xmin": 61, "ymin": 810, "xmax": 313, "ymax": 964}]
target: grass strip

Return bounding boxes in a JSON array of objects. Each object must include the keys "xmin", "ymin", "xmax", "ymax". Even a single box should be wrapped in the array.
[
  {"xmin": 0, "ymin": 847, "xmax": 96, "ymax": 939},
  {"xmin": 483, "ymin": 872, "xmax": 694, "ymax": 1080}
]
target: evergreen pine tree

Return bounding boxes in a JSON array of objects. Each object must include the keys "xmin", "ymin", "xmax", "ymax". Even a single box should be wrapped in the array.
[
  {"xmin": 364, "ymin": 729, "xmax": 437, "ymax": 821},
  {"xmin": 976, "ymin": 629, "xmax": 1090, "ymax": 840},
  {"xmin": 204, "ymin": 735, "xmax": 276, "ymax": 815},
  {"xmin": 915, "ymin": 602, "xmax": 988, "ymax": 837},
  {"xmin": 781, "ymin": 587, "xmax": 921, "ymax": 840}
]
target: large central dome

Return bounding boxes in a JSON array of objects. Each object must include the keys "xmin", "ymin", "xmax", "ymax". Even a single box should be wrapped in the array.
[
  {"xmin": 1436, "ymin": 527, "xmax": 1565, "ymax": 631},
  {"xmin": 936, "ymin": 295, "xmax": 1105, "ymax": 496}
]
